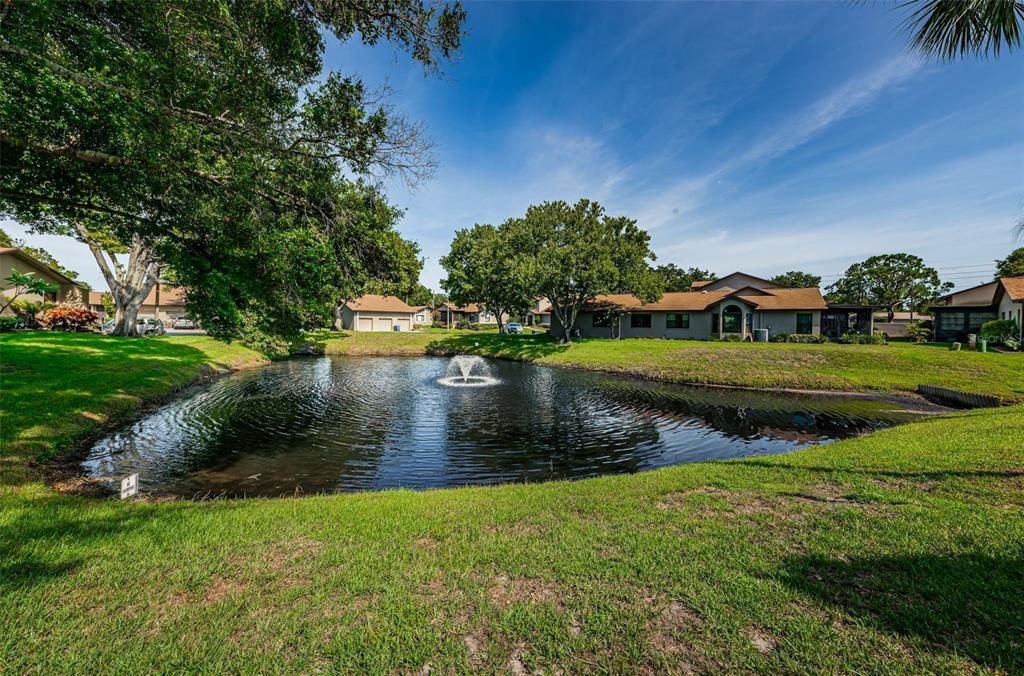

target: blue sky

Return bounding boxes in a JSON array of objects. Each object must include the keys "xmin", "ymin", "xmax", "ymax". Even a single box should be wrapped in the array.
[{"xmin": 6, "ymin": 1, "xmax": 1023, "ymax": 291}]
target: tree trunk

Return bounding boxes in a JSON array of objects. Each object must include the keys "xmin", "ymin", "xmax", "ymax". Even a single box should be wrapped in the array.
[{"xmin": 75, "ymin": 225, "xmax": 159, "ymax": 337}]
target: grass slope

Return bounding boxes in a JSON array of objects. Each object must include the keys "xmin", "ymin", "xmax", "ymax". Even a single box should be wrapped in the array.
[
  {"xmin": 0, "ymin": 333, "xmax": 266, "ymax": 486},
  {"xmin": 2, "ymin": 332, "xmax": 1022, "ymax": 672},
  {"xmin": 322, "ymin": 331, "xmax": 1024, "ymax": 401}
]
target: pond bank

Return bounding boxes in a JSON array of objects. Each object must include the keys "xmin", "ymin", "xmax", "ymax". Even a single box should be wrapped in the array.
[{"xmin": 3, "ymin": 332, "xmax": 1024, "ymax": 671}]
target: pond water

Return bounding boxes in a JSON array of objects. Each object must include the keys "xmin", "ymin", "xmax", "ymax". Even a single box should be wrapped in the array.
[{"xmin": 82, "ymin": 356, "xmax": 922, "ymax": 497}]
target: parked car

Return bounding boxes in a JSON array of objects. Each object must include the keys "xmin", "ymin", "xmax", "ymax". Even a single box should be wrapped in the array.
[
  {"xmin": 101, "ymin": 318, "xmax": 166, "ymax": 335},
  {"xmin": 172, "ymin": 317, "xmax": 196, "ymax": 329},
  {"xmin": 505, "ymin": 322, "xmax": 523, "ymax": 334}
]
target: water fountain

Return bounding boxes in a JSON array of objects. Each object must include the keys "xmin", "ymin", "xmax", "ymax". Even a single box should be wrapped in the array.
[{"xmin": 438, "ymin": 354, "xmax": 499, "ymax": 387}]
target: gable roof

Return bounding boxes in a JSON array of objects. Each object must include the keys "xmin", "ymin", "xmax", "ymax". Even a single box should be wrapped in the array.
[
  {"xmin": 698, "ymin": 271, "xmax": 780, "ymax": 292},
  {"xmin": 584, "ymin": 286, "xmax": 826, "ymax": 313},
  {"xmin": 344, "ymin": 294, "xmax": 416, "ymax": 313},
  {"xmin": 1000, "ymin": 276, "xmax": 1024, "ymax": 302},
  {"xmin": 439, "ymin": 302, "xmax": 480, "ymax": 313},
  {"xmin": 0, "ymin": 247, "xmax": 82, "ymax": 286}
]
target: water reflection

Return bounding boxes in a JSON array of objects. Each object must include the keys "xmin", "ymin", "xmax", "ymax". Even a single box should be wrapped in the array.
[{"xmin": 83, "ymin": 356, "xmax": 922, "ymax": 497}]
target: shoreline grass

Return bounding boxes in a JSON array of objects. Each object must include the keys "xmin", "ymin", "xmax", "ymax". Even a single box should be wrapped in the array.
[
  {"xmin": 319, "ymin": 330, "xmax": 1024, "ymax": 402},
  {"xmin": 2, "ymin": 331, "xmax": 1023, "ymax": 671}
]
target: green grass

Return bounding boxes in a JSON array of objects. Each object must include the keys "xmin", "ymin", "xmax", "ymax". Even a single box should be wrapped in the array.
[
  {"xmin": 0, "ymin": 333, "xmax": 266, "ymax": 485},
  {"xmin": 322, "ymin": 331, "xmax": 1024, "ymax": 401},
  {"xmin": 2, "ymin": 332, "xmax": 1023, "ymax": 672}
]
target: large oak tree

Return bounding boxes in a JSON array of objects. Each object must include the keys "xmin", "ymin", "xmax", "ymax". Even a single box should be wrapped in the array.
[{"xmin": 0, "ymin": 0, "xmax": 464, "ymax": 337}]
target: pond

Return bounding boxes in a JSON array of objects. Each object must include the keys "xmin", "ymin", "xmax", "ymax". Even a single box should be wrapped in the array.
[{"xmin": 82, "ymin": 356, "xmax": 924, "ymax": 497}]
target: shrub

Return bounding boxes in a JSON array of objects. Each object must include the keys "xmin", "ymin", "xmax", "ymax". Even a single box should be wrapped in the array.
[
  {"xmin": 39, "ymin": 306, "xmax": 98, "ymax": 331},
  {"xmin": 455, "ymin": 319, "xmax": 471, "ymax": 330},
  {"xmin": 722, "ymin": 334, "xmax": 743, "ymax": 342},
  {"xmin": 906, "ymin": 320, "xmax": 933, "ymax": 343},
  {"xmin": 9, "ymin": 299, "xmax": 55, "ymax": 329},
  {"xmin": 0, "ymin": 315, "xmax": 20, "ymax": 332},
  {"xmin": 771, "ymin": 332, "xmax": 828, "ymax": 344},
  {"xmin": 840, "ymin": 331, "xmax": 886, "ymax": 345},
  {"xmin": 979, "ymin": 319, "xmax": 1019, "ymax": 347}
]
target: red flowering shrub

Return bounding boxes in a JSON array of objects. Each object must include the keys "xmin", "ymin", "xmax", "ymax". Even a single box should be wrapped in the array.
[{"xmin": 39, "ymin": 306, "xmax": 99, "ymax": 332}]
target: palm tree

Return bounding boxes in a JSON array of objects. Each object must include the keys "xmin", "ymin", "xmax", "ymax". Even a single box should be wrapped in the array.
[{"xmin": 901, "ymin": 0, "xmax": 1023, "ymax": 60}]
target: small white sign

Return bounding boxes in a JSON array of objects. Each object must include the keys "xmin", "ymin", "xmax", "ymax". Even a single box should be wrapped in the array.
[{"xmin": 120, "ymin": 473, "xmax": 139, "ymax": 499}]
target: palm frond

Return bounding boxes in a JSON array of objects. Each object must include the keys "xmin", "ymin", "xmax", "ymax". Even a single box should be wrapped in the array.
[{"xmin": 900, "ymin": 0, "xmax": 1024, "ymax": 60}]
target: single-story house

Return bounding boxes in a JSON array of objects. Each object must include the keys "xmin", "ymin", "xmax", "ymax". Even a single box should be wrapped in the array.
[
  {"xmin": 87, "ymin": 284, "xmax": 189, "ymax": 323},
  {"xmin": 931, "ymin": 276, "xmax": 1023, "ymax": 343},
  {"xmin": 1, "ymin": 247, "xmax": 86, "ymax": 313},
  {"xmin": 525, "ymin": 298, "xmax": 552, "ymax": 327},
  {"xmin": 553, "ymin": 271, "xmax": 827, "ymax": 340},
  {"xmin": 337, "ymin": 294, "xmax": 417, "ymax": 332},
  {"xmin": 436, "ymin": 302, "xmax": 506, "ymax": 326}
]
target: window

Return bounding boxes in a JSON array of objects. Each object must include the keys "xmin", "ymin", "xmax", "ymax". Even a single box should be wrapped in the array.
[
  {"xmin": 666, "ymin": 313, "xmax": 689, "ymax": 329},
  {"xmin": 796, "ymin": 313, "xmax": 813, "ymax": 335},
  {"xmin": 593, "ymin": 312, "xmax": 616, "ymax": 327},
  {"xmin": 712, "ymin": 313, "xmax": 719, "ymax": 333},
  {"xmin": 630, "ymin": 313, "xmax": 652, "ymax": 328},
  {"xmin": 938, "ymin": 312, "xmax": 964, "ymax": 331},
  {"xmin": 722, "ymin": 305, "xmax": 743, "ymax": 333}
]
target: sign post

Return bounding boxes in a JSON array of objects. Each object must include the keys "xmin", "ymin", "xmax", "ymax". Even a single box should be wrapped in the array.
[{"xmin": 120, "ymin": 473, "xmax": 139, "ymax": 499}]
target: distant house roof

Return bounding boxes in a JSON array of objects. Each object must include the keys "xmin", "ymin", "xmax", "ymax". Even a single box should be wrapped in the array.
[
  {"xmin": 439, "ymin": 302, "xmax": 480, "ymax": 313},
  {"xmin": 875, "ymin": 311, "xmax": 933, "ymax": 322},
  {"xmin": 344, "ymin": 294, "xmax": 416, "ymax": 313},
  {"xmin": 690, "ymin": 280, "xmax": 713, "ymax": 289},
  {"xmin": 0, "ymin": 247, "xmax": 83, "ymax": 287},
  {"xmin": 584, "ymin": 286, "xmax": 826, "ymax": 313},
  {"xmin": 87, "ymin": 285, "xmax": 188, "ymax": 307},
  {"xmin": 1001, "ymin": 276, "xmax": 1024, "ymax": 302}
]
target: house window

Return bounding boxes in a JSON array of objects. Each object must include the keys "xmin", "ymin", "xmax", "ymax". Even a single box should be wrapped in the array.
[
  {"xmin": 722, "ymin": 305, "xmax": 743, "ymax": 333},
  {"xmin": 666, "ymin": 313, "xmax": 689, "ymax": 329},
  {"xmin": 712, "ymin": 313, "xmax": 719, "ymax": 333},
  {"xmin": 796, "ymin": 313, "xmax": 813, "ymax": 335},
  {"xmin": 630, "ymin": 313, "xmax": 652, "ymax": 328},
  {"xmin": 938, "ymin": 312, "xmax": 964, "ymax": 331},
  {"xmin": 593, "ymin": 312, "xmax": 616, "ymax": 327}
]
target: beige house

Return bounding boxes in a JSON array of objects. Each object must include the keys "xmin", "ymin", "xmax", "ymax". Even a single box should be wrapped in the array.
[
  {"xmin": 338, "ymin": 294, "xmax": 417, "ymax": 332},
  {"xmin": 87, "ymin": 284, "xmax": 189, "ymax": 322},
  {"xmin": 412, "ymin": 305, "xmax": 433, "ymax": 326},
  {"xmin": 1, "ymin": 247, "xmax": 86, "ymax": 314},
  {"xmin": 932, "ymin": 276, "xmax": 1024, "ymax": 343},
  {"xmin": 553, "ymin": 272, "xmax": 826, "ymax": 340}
]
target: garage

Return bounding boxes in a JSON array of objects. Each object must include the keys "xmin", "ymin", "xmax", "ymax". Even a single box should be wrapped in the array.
[{"xmin": 340, "ymin": 295, "xmax": 419, "ymax": 332}]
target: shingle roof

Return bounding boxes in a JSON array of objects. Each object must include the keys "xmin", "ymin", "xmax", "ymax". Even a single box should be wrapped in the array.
[
  {"xmin": 584, "ymin": 287, "xmax": 827, "ymax": 312},
  {"xmin": 345, "ymin": 294, "xmax": 416, "ymax": 313},
  {"xmin": 1000, "ymin": 276, "xmax": 1024, "ymax": 302}
]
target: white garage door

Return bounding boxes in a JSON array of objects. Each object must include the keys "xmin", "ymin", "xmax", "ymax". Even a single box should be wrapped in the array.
[
  {"xmin": 357, "ymin": 317, "xmax": 373, "ymax": 332},
  {"xmin": 395, "ymin": 318, "xmax": 411, "ymax": 332},
  {"xmin": 374, "ymin": 317, "xmax": 393, "ymax": 332}
]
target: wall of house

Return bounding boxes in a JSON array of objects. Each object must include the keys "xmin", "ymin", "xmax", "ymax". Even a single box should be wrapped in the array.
[
  {"xmin": 559, "ymin": 309, "xmax": 821, "ymax": 340},
  {"xmin": 935, "ymin": 282, "xmax": 997, "ymax": 307},
  {"xmin": 751, "ymin": 310, "xmax": 821, "ymax": 336},
  {"xmin": 997, "ymin": 293, "xmax": 1023, "ymax": 340},
  {"xmin": 0, "ymin": 254, "xmax": 79, "ymax": 313},
  {"xmin": 342, "ymin": 309, "xmax": 414, "ymax": 331}
]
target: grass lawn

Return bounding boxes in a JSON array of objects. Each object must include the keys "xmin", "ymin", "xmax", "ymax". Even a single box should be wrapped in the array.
[
  {"xmin": 322, "ymin": 330, "xmax": 1024, "ymax": 402},
  {"xmin": 2, "ymin": 332, "xmax": 1023, "ymax": 672}
]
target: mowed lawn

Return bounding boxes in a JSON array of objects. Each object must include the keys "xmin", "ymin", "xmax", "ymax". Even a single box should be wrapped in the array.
[
  {"xmin": 2, "ymin": 332, "xmax": 1023, "ymax": 672},
  {"xmin": 324, "ymin": 331, "xmax": 1024, "ymax": 401}
]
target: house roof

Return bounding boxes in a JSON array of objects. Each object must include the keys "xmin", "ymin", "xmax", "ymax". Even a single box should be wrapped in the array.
[
  {"xmin": 584, "ymin": 286, "xmax": 826, "ymax": 313},
  {"xmin": 0, "ymin": 247, "xmax": 82, "ymax": 286},
  {"xmin": 1000, "ymin": 276, "xmax": 1024, "ymax": 302},
  {"xmin": 440, "ymin": 302, "xmax": 480, "ymax": 313},
  {"xmin": 344, "ymin": 294, "xmax": 416, "ymax": 313},
  {"xmin": 690, "ymin": 280, "xmax": 713, "ymax": 289}
]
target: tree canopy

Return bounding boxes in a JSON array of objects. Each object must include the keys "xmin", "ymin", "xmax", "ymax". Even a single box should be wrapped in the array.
[
  {"xmin": 769, "ymin": 271, "xmax": 821, "ymax": 289},
  {"xmin": 0, "ymin": 0, "xmax": 464, "ymax": 339},
  {"xmin": 515, "ymin": 199, "xmax": 661, "ymax": 341},
  {"xmin": 901, "ymin": 0, "xmax": 1023, "ymax": 61},
  {"xmin": 995, "ymin": 247, "xmax": 1024, "ymax": 278},
  {"xmin": 827, "ymin": 254, "xmax": 952, "ymax": 320},
  {"xmin": 440, "ymin": 223, "xmax": 534, "ymax": 331},
  {"xmin": 652, "ymin": 265, "xmax": 716, "ymax": 292}
]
